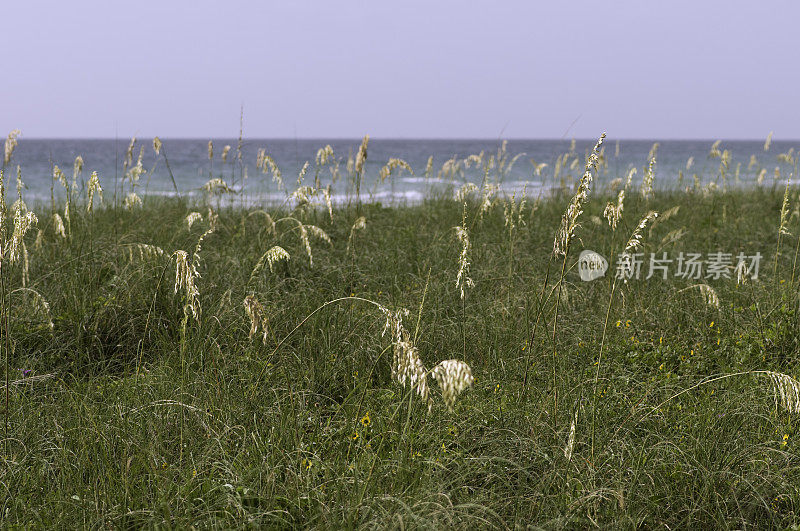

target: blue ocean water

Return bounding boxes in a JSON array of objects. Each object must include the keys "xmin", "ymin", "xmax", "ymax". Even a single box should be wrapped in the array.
[{"xmin": 5, "ymin": 138, "xmax": 798, "ymax": 206}]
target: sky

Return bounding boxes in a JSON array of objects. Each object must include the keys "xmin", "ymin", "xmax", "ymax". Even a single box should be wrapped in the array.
[{"xmin": 3, "ymin": 1, "xmax": 800, "ymax": 139}]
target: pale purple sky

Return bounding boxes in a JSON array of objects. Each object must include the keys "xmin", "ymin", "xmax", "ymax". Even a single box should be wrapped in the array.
[{"xmin": 3, "ymin": 1, "xmax": 799, "ymax": 139}]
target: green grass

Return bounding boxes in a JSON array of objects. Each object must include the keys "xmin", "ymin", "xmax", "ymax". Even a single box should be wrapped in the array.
[{"xmin": 3, "ymin": 184, "xmax": 800, "ymax": 528}]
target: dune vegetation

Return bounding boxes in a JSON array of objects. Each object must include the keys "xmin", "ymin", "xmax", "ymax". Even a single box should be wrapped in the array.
[{"xmin": 2, "ymin": 131, "xmax": 800, "ymax": 527}]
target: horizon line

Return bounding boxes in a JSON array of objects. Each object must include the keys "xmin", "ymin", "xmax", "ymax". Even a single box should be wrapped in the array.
[{"xmin": 12, "ymin": 136, "xmax": 796, "ymax": 143}]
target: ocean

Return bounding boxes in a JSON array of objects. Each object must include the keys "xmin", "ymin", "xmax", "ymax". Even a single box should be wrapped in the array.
[{"xmin": 5, "ymin": 138, "xmax": 798, "ymax": 207}]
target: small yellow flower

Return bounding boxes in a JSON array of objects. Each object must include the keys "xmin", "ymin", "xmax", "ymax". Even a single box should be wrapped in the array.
[
  {"xmin": 659, "ymin": 336, "xmax": 663, "ymax": 345},
  {"xmin": 659, "ymin": 363, "xmax": 665, "ymax": 371},
  {"xmin": 494, "ymin": 383, "xmax": 500, "ymax": 393},
  {"xmin": 782, "ymin": 434, "xmax": 789, "ymax": 447},
  {"xmin": 616, "ymin": 320, "xmax": 622, "ymax": 327},
  {"xmin": 780, "ymin": 279, "xmax": 786, "ymax": 284},
  {"xmin": 625, "ymin": 320, "xmax": 631, "ymax": 328},
  {"xmin": 447, "ymin": 425, "xmax": 457, "ymax": 436},
  {"xmin": 709, "ymin": 321, "xmax": 714, "ymax": 328},
  {"xmin": 360, "ymin": 412, "xmax": 371, "ymax": 428},
  {"xmin": 192, "ymin": 468, "xmax": 197, "ymax": 478},
  {"xmin": 302, "ymin": 458, "xmax": 313, "ymax": 470},
  {"xmin": 352, "ymin": 431, "xmax": 359, "ymax": 441}
]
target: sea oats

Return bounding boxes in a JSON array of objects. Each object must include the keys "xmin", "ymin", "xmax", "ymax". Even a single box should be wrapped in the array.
[
  {"xmin": 185, "ymin": 212, "xmax": 203, "ymax": 229},
  {"xmin": 734, "ymin": 260, "xmax": 749, "ymax": 285},
  {"xmin": 323, "ymin": 185, "xmax": 333, "ymax": 222},
  {"xmin": 766, "ymin": 371, "xmax": 800, "ymax": 413},
  {"xmin": 315, "ymin": 145, "xmax": 334, "ymax": 166},
  {"xmin": 553, "ymin": 133, "xmax": 606, "ymax": 257},
  {"xmin": 297, "ymin": 161, "xmax": 310, "ymax": 185},
  {"xmin": 206, "ymin": 207, "xmax": 219, "ymax": 230},
  {"xmin": 503, "ymin": 192, "xmax": 526, "ymax": 232},
  {"xmin": 221, "ymin": 145, "xmax": 231, "ymax": 163},
  {"xmin": 249, "ymin": 245, "xmax": 290, "ymax": 286},
  {"xmin": 173, "ymin": 250, "xmax": 200, "ymax": 320},
  {"xmin": 346, "ymin": 150, "xmax": 355, "ymax": 176},
  {"xmin": 748, "ymin": 154, "xmax": 758, "ymax": 170},
  {"xmin": 243, "ymin": 295, "xmax": 269, "ymax": 344},
  {"xmin": 202, "ymin": 178, "xmax": 233, "ymax": 195},
  {"xmin": 380, "ymin": 307, "xmax": 429, "ymax": 403},
  {"xmin": 346, "ymin": 216, "xmax": 366, "ymax": 254},
  {"xmin": 709, "ymin": 140, "xmax": 722, "ymax": 158},
  {"xmin": 531, "ymin": 160, "xmax": 548, "ymax": 177},
  {"xmin": 603, "ymin": 189, "xmax": 625, "ymax": 230},
  {"xmin": 298, "ymin": 224, "xmax": 332, "ymax": 267},
  {"xmin": 0, "ymin": 170, "xmax": 6, "ymax": 237},
  {"xmin": 647, "ymin": 142, "xmax": 660, "ymax": 162},
  {"xmin": 21, "ymin": 288, "xmax": 54, "ymax": 330},
  {"xmin": 697, "ymin": 284, "xmax": 720, "ymax": 309},
  {"xmin": 263, "ymin": 245, "xmax": 290, "ymax": 274},
  {"xmin": 53, "ymin": 165, "xmax": 68, "ymax": 192},
  {"xmin": 4, "ymin": 129, "xmax": 21, "ymax": 166},
  {"xmin": 624, "ymin": 167, "xmax": 637, "ymax": 189},
  {"xmin": 479, "ymin": 183, "xmax": 498, "ymax": 217},
  {"xmin": 455, "ymin": 183, "xmax": 478, "ymax": 202},
  {"xmin": 355, "ymin": 135, "xmax": 370, "ymax": 175},
  {"xmin": 393, "ymin": 338, "xmax": 429, "ymax": 403},
  {"xmin": 87, "ymin": 171, "xmax": 103, "ymax": 213},
  {"xmin": 464, "ymin": 153, "xmax": 483, "ymax": 169},
  {"xmin": 764, "ymin": 131, "xmax": 773, "ymax": 152},
  {"xmin": 425, "ymin": 155, "xmax": 434, "ymax": 179},
  {"xmin": 124, "ymin": 192, "xmax": 142, "ymax": 210},
  {"xmin": 686, "ymin": 157, "xmax": 694, "ymax": 171},
  {"xmin": 52, "ymin": 213, "xmax": 66, "ymax": 239},
  {"xmin": 124, "ymin": 243, "xmax": 165, "ymax": 263},
  {"xmin": 454, "ymin": 211, "xmax": 475, "ymax": 300},
  {"xmin": 777, "ymin": 149, "xmax": 796, "ymax": 165},
  {"xmin": 262, "ymin": 155, "xmax": 282, "ymax": 188},
  {"xmin": 124, "ymin": 137, "xmax": 136, "ymax": 168},
  {"xmin": 207, "ymin": 140, "xmax": 213, "ymax": 161},
  {"xmin": 564, "ymin": 407, "xmax": 578, "ymax": 461},
  {"xmin": 290, "ymin": 185, "xmax": 315, "ymax": 208},
  {"xmin": 379, "ymin": 158, "xmax": 413, "ymax": 183},
  {"xmin": 641, "ymin": 156, "xmax": 656, "ymax": 200},
  {"xmin": 779, "ymin": 180, "xmax": 791, "ymax": 236},
  {"xmin": 430, "ymin": 360, "xmax": 474, "ymax": 411},
  {"xmin": 439, "ymin": 156, "xmax": 462, "ymax": 181},
  {"xmin": 624, "ymin": 211, "xmax": 658, "ymax": 253},
  {"xmin": 8, "ymin": 206, "xmax": 37, "ymax": 264},
  {"xmin": 153, "ymin": 137, "xmax": 162, "ymax": 155},
  {"xmin": 72, "ymin": 156, "xmax": 84, "ymax": 190}
]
